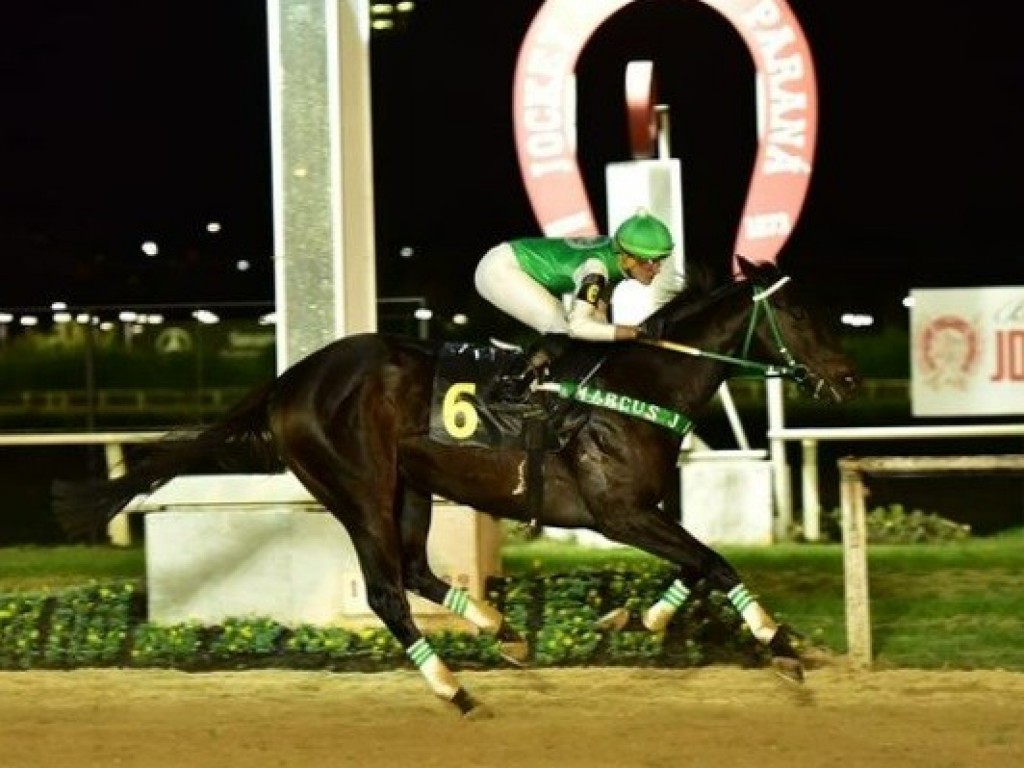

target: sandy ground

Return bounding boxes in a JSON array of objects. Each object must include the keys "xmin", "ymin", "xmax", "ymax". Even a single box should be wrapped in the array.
[{"xmin": 1, "ymin": 665, "xmax": 1022, "ymax": 768}]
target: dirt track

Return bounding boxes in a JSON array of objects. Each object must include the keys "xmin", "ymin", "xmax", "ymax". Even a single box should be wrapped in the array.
[{"xmin": 1, "ymin": 665, "xmax": 1022, "ymax": 767}]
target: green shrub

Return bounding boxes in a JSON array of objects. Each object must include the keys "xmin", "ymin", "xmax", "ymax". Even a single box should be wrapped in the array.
[
  {"xmin": 0, "ymin": 510, "xmax": 975, "ymax": 672},
  {"xmin": 820, "ymin": 503, "xmax": 972, "ymax": 544},
  {"xmin": 0, "ymin": 566, "xmax": 778, "ymax": 672}
]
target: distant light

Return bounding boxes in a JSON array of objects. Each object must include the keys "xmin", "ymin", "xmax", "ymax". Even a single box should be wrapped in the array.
[
  {"xmin": 413, "ymin": 308, "xmax": 433, "ymax": 321},
  {"xmin": 258, "ymin": 312, "xmax": 277, "ymax": 326},
  {"xmin": 399, "ymin": 246, "xmax": 415, "ymax": 259},
  {"xmin": 19, "ymin": 315, "xmax": 38, "ymax": 327},
  {"xmin": 452, "ymin": 313, "xmax": 468, "ymax": 325},
  {"xmin": 99, "ymin": 321, "xmax": 114, "ymax": 331},
  {"xmin": 145, "ymin": 314, "xmax": 165, "ymax": 325},
  {"xmin": 902, "ymin": 295, "xmax": 915, "ymax": 309},
  {"xmin": 192, "ymin": 309, "xmax": 220, "ymax": 325},
  {"xmin": 236, "ymin": 259, "xmax": 250, "ymax": 272},
  {"xmin": 141, "ymin": 241, "xmax": 159, "ymax": 257},
  {"xmin": 75, "ymin": 313, "xmax": 92, "ymax": 325},
  {"xmin": 840, "ymin": 312, "xmax": 875, "ymax": 328},
  {"xmin": 119, "ymin": 311, "xmax": 138, "ymax": 322},
  {"xmin": 206, "ymin": 221, "xmax": 222, "ymax": 234},
  {"xmin": 53, "ymin": 312, "xmax": 72, "ymax": 324},
  {"xmin": 51, "ymin": 301, "xmax": 67, "ymax": 311},
  {"xmin": 371, "ymin": 18, "xmax": 394, "ymax": 30},
  {"xmin": 0, "ymin": 313, "xmax": 13, "ymax": 323},
  {"xmin": 371, "ymin": 2, "xmax": 395, "ymax": 13},
  {"xmin": 396, "ymin": 1, "xmax": 415, "ymax": 11}
]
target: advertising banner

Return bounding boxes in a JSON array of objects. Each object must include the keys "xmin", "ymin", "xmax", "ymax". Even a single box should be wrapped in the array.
[{"xmin": 910, "ymin": 287, "xmax": 1024, "ymax": 416}]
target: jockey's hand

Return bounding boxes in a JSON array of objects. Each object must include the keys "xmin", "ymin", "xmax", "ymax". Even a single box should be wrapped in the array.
[{"xmin": 637, "ymin": 316, "xmax": 666, "ymax": 340}]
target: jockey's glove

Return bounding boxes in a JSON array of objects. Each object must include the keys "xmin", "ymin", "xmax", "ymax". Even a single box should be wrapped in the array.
[{"xmin": 637, "ymin": 316, "xmax": 666, "ymax": 340}]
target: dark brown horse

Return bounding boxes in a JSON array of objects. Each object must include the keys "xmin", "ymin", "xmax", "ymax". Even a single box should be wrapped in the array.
[{"xmin": 54, "ymin": 255, "xmax": 859, "ymax": 717}]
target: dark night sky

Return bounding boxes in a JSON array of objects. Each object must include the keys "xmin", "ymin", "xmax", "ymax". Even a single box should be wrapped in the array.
[{"xmin": 2, "ymin": 1, "xmax": 1022, "ymax": 323}]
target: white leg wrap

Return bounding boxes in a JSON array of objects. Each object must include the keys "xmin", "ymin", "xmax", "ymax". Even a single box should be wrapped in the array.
[
  {"xmin": 727, "ymin": 584, "xmax": 778, "ymax": 643},
  {"xmin": 407, "ymin": 638, "xmax": 460, "ymax": 700},
  {"xmin": 443, "ymin": 587, "xmax": 502, "ymax": 632},
  {"xmin": 643, "ymin": 579, "xmax": 690, "ymax": 632}
]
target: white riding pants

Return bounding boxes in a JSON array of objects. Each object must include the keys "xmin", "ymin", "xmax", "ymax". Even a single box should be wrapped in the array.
[{"xmin": 474, "ymin": 243, "xmax": 570, "ymax": 335}]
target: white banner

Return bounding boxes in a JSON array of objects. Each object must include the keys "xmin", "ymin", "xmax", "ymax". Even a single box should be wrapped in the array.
[{"xmin": 910, "ymin": 287, "xmax": 1024, "ymax": 416}]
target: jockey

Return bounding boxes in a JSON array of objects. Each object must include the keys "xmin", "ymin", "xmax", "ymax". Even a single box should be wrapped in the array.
[{"xmin": 473, "ymin": 208, "xmax": 681, "ymax": 403}]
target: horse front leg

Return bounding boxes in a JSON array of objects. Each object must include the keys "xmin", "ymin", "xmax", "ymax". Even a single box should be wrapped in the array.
[
  {"xmin": 594, "ymin": 508, "xmax": 805, "ymax": 683},
  {"xmin": 641, "ymin": 572, "xmax": 804, "ymax": 682}
]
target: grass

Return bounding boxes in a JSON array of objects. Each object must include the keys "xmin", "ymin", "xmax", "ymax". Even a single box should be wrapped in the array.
[
  {"xmin": 2, "ymin": 529, "xmax": 1023, "ymax": 670},
  {"xmin": 504, "ymin": 530, "xmax": 1024, "ymax": 670},
  {"xmin": 0, "ymin": 544, "xmax": 146, "ymax": 593}
]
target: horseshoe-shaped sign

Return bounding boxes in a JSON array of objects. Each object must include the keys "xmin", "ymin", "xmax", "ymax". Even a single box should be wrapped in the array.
[{"xmin": 513, "ymin": 0, "xmax": 817, "ymax": 268}]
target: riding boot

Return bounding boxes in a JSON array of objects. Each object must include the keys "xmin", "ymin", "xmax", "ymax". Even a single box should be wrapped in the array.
[
  {"xmin": 491, "ymin": 349, "xmax": 550, "ymax": 405},
  {"xmin": 490, "ymin": 335, "xmax": 562, "ymax": 405}
]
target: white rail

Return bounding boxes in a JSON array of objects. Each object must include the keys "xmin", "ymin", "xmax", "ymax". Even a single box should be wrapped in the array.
[
  {"xmin": 0, "ymin": 432, "xmax": 169, "ymax": 447},
  {"xmin": 0, "ymin": 431, "xmax": 177, "ymax": 545},
  {"xmin": 765, "ymin": 422, "xmax": 1024, "ymax": 540}
]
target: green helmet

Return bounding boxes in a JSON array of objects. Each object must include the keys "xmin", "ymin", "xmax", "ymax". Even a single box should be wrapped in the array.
[{"xmin": 614, "ymin": 209, "xmax": 674, "ymax": 260}]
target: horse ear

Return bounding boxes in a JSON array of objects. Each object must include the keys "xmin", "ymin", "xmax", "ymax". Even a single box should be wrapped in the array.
[{"xmin": 735, "ymin": 254, "xmax": 754, "ymax": 276}]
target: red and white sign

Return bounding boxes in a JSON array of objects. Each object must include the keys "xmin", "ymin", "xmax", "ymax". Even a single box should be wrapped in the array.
[
  {"xmin": 512, "ymin": 0, "xmax": 817, "ymax": 268},
  {"xmin": 911, "ymin": 287, "xmax": 1024, "ymax": 416}
]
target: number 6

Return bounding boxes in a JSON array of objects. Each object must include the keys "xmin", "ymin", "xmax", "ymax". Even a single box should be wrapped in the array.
[{"xmin": 442, "ymin": 382, "xmax": 478, "ymax": 440}]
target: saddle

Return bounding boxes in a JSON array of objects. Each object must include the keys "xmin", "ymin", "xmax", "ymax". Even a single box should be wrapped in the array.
[
  {"xmin": 428, "ymin": 338, "xmax": 603, "ymax": 525},
  {"xmin": 427, "ymin": 339, "xmax": 596, "ymax": 453}
]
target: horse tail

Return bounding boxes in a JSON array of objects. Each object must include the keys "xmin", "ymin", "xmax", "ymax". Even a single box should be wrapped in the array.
[{"xmin": 52, "ymin": 379, "xmax": 278, "ymax": 542}]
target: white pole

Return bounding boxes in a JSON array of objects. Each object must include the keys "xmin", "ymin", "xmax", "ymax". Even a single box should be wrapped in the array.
[
  {"xmin": 717, "ymin": 383, "xmax": 751, "ymax": 451},
  {"xmin": 800, "ymin": 438, "xmax": 820, "ymax": 540},
  {"xmin": 766, "ymin": 377, "xmax": 792, "ymax": 540}
]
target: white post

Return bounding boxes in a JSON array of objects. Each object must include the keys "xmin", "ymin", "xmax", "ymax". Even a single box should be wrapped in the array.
[
  {"xmin": 266, "ymin": 0, "xmax": 377, "ymax": 370},
  {"xmin": 717, "ymin": 383, "xmax": 751, "ymax": 451},
  {"xmin": 104, "ymin": 443, "xmax": 129, "ymax": 546},
  {"xmin": 766, "ymin": 377, "xmax": 792, "ymax": 540},
  {"xmin": 839, "ymin": 459, "xmax": 872, "ymax": 667},
  {"xmin": 800, "ymin": 438, "xmax": 821, "ymax": 540}
]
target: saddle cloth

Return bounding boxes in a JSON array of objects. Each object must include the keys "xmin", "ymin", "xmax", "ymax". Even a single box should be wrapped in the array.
[{"xmin": 427, "ymin": 341, "xmax": 579, "ymax": 451}]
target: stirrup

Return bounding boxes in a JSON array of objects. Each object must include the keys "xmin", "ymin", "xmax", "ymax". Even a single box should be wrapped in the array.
[{"xmin": 491, "ymin": 370, "xmax": 536, "ymax": 405}]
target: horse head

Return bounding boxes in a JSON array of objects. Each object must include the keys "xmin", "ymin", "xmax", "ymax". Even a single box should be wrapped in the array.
[
  {"xmin": 731, "ymin": 255, "xmax": 861, "ymax": 403},
  {"xmin": 646, "ymin": 256, "xmax": 860, "ymax": 403}
]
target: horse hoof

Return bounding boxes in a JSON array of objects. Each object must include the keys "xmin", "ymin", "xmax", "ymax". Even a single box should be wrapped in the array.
[
  {"xmin": 463, "ymin": 703, "xmax": 495, "ymax": 721},
  {"xmin": 499, "ymin": 640, "xmax": 530, "ymax": 666},
  {"xmin": 771, "ymin": 656, "xmax": 805, "ymax": 684},
  {"xmin": 450, "ymin": 687, "xmax": 492, "ymax": 718},
  {"xmin": 594, "ymin": 607, "xmax": 630, "ymax": 632}
]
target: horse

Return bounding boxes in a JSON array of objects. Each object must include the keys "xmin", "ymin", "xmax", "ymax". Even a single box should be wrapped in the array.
[{"xmin": 53, "ymin": 254, "xmax": 860, "ymax": 718}]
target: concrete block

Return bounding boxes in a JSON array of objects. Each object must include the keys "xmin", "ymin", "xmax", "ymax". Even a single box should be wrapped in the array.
[
  {"xmin": 141, "ymin": 474, "xmax": 502, "ymax": 629},
  {"xmin": 680, "ymin": 458, "xmax": 774, "ymax": 545}
]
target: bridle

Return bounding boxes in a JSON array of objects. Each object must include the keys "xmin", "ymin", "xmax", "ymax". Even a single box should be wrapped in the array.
[{"xmin": 639, "ymin": 275, "xmax": 812, "ymax": 386}]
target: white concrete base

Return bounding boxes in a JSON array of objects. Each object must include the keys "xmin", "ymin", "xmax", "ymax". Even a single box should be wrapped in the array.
[
  {"xmin": 139, "ymin": 474, "xmax": 502, "ymax": 630},
  {"xmin": 680, "ymin": 455, "xmax": 774, "ymax": 545}
]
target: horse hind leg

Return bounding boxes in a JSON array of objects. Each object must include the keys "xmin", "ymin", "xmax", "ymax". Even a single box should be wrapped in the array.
[
  {"xmin": 357, "ymin": 532, "xmax": 494, "ymax": 716},
  {"xmin": 398, "ymin": 488, "xmax": 529, "ymax": 666},
  {"xmin": 276, "ymin": 407, "xmax": 489, "ymax": 716},
  {"xmin": 406, "ymin": 565, "xmax": 530, "ymax": 667}
]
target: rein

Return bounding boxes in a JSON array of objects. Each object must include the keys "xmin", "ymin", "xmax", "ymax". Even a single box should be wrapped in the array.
[{"xmin": 639, "ymin": 276, "xmax": 809, "ymax": 384}]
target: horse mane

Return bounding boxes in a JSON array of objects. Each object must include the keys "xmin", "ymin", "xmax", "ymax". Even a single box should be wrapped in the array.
[
  {"xmin": 645, "ymin": 259, "xmax": 743, "ymax": 325},
  {"xmin": 644, "ymin": 256, "xmax": 788, "ymax": 327}
]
